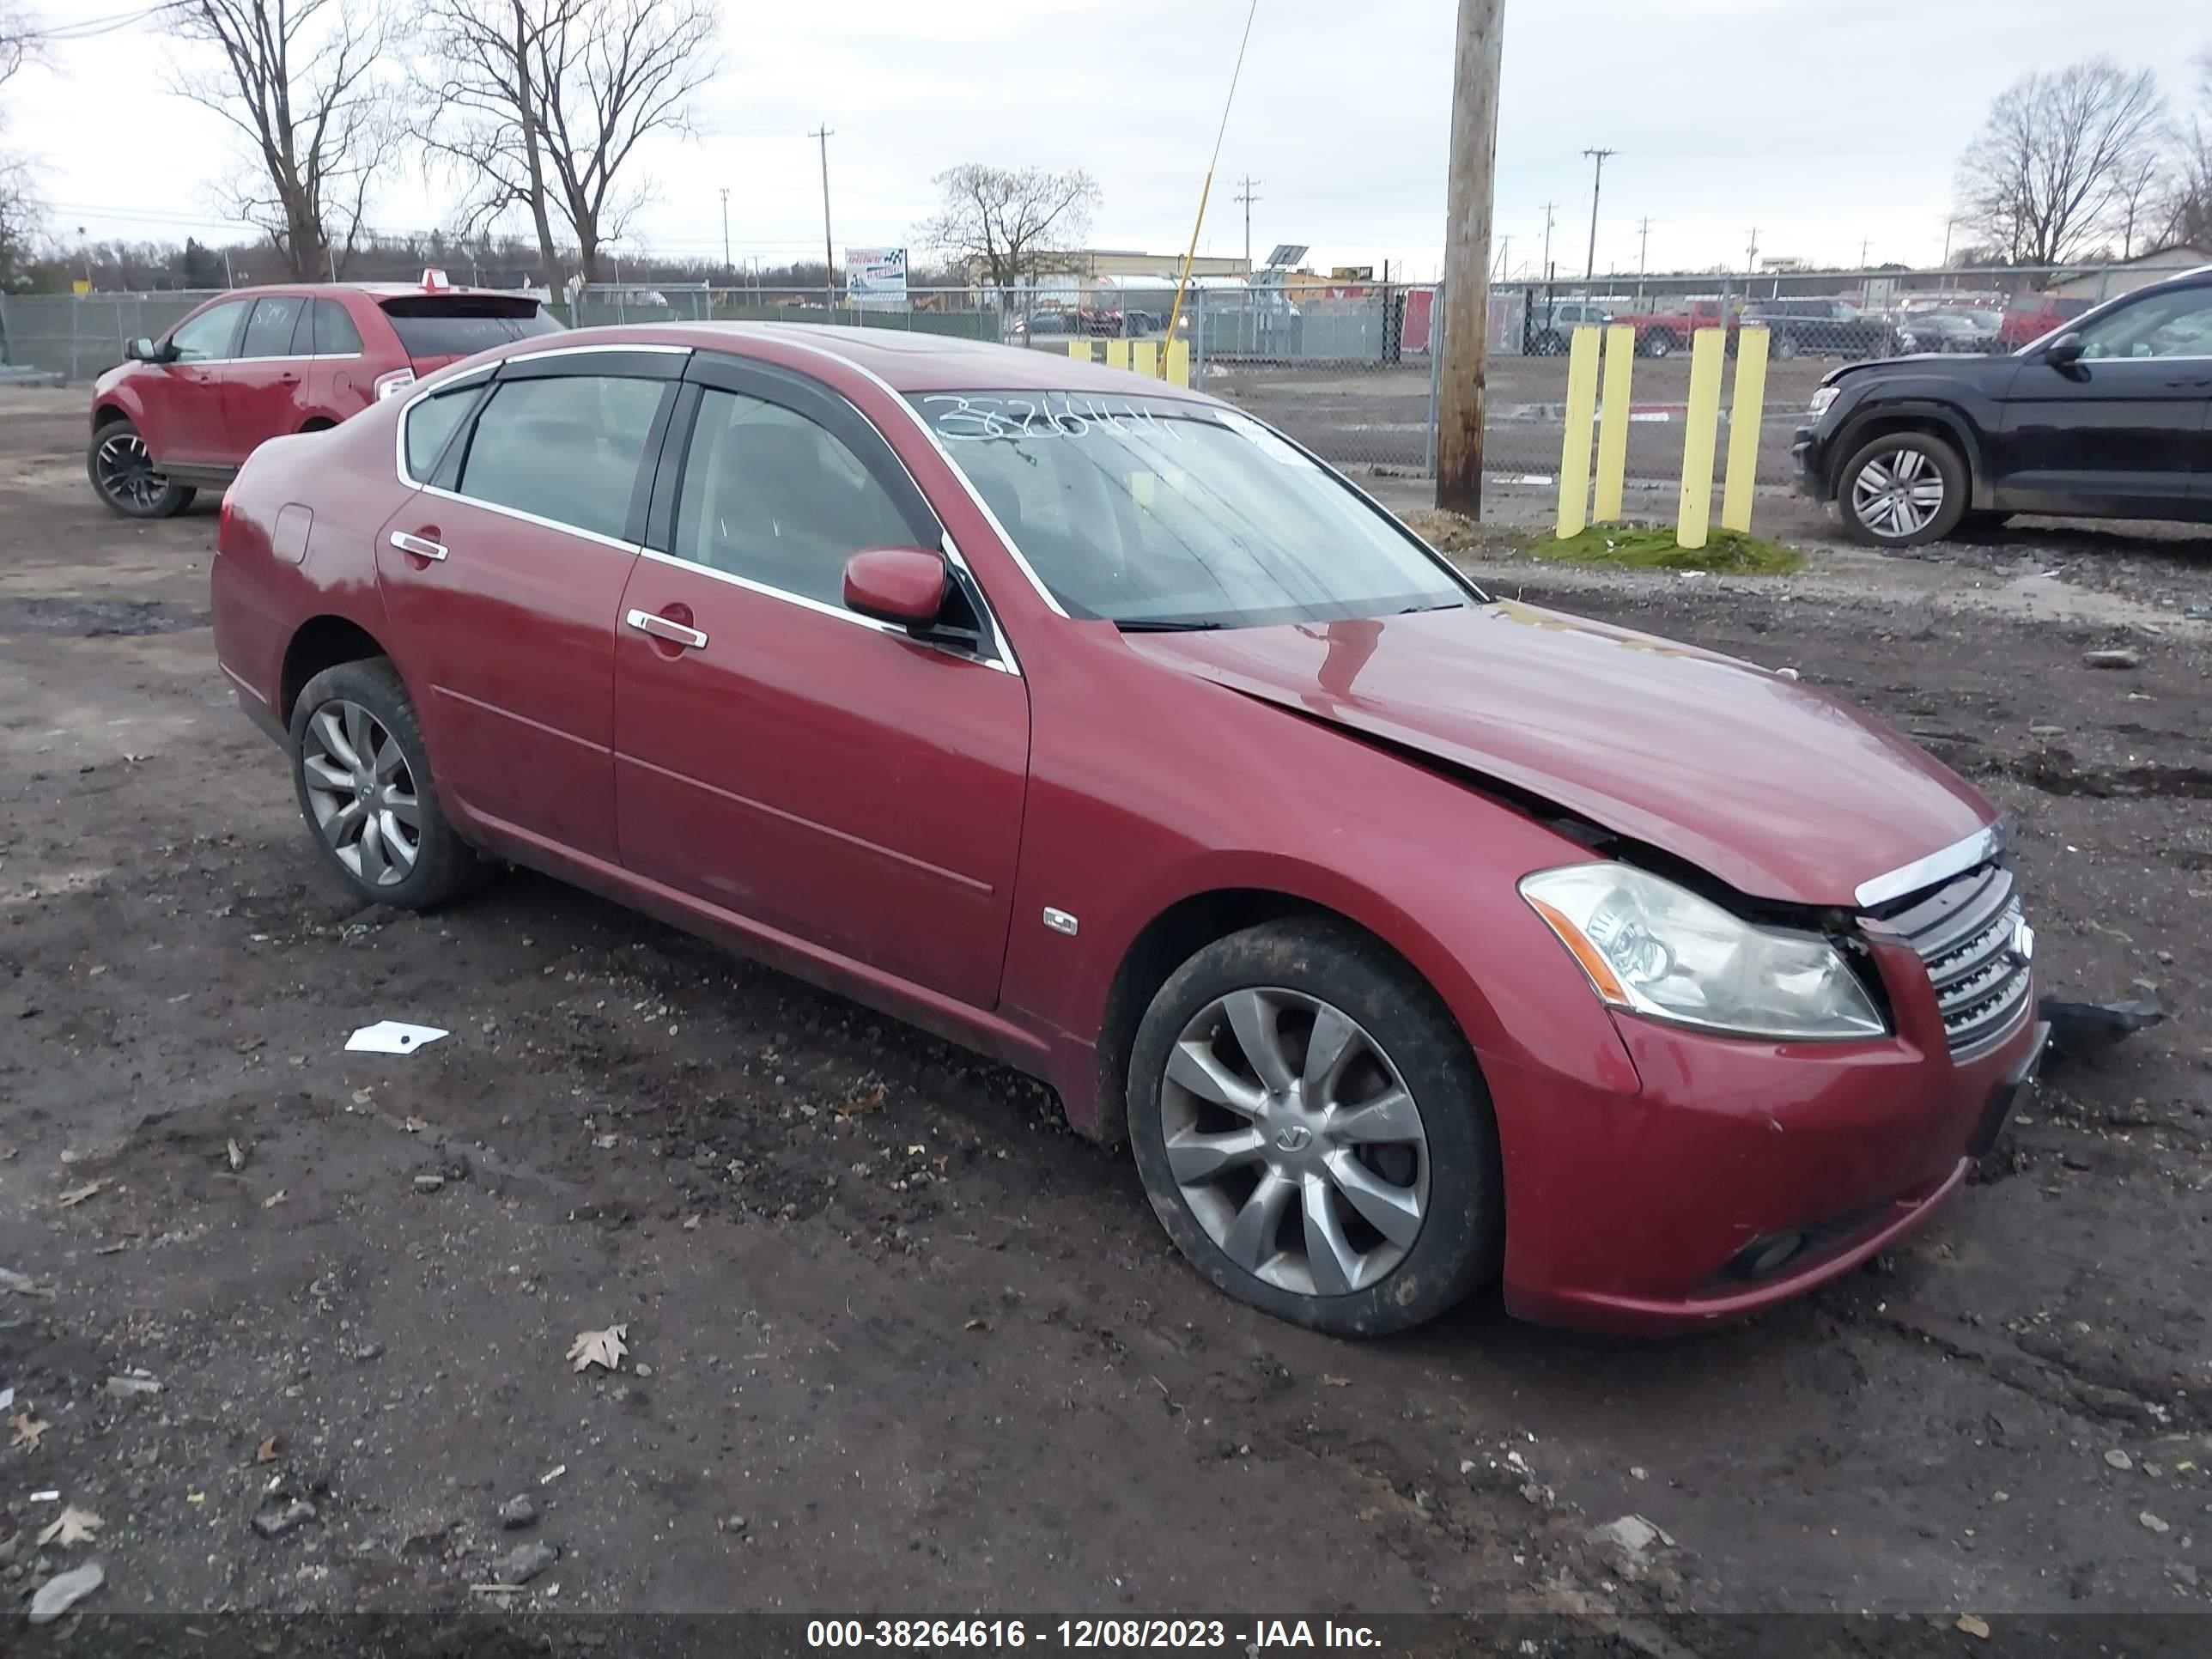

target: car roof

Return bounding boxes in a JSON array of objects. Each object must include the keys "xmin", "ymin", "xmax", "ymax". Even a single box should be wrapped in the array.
[{"xmin": 531, "ymin": 321, "xmax": 1226, "ymax": 401}]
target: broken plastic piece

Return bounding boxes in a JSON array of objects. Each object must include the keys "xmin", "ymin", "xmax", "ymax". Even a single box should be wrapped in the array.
[
  {"xmin": 344, "ymin": 1021, "xmax": 449, "ymax": 1055},
  {"xmin": 2038, "ymin": 993, "xmax": 2165, "ymax": 1071}
]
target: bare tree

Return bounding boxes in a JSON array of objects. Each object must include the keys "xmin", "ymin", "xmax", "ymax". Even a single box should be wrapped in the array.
[
  {"xmin": 917, "ymin": 165, "xmax": 1100, "ymax": 290},
  {"xmin": 415, "ymin": 0, "xmax": 718, "ymax": 285},
  {"xmin": 0, "ymin": 3, "xmax": 41, "ymax": 282},
  {"xmin": 2, "ymin": 0, "xmax": 38, "ymax": 88},
  {"xmin": 1954, "ymin": 58, "xmax": 2170, "ymax": 266},
  {"xmin": 169, "ymin": 0, "xmax": 389, "ymax": 280},
  {"xmin": 2165, "ymin": 46, "xmax": 2212, "ymax": 252}
]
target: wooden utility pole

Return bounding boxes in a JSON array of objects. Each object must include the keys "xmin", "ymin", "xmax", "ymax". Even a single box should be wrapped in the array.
[
  {"xmin": 1580, "ymin": 147, "xmax": 1614, "ymax": 280},
  {"xmin": 1233, "ymin": 176, "xmax": 1261, "ymax": 272},
  {"xmin": 810, "ymin": 125, "xmax": 836, "ymax": 308},
  {"xmin": 1435, "ymin": 0, "xmax": 1504, "ymax": 518}
]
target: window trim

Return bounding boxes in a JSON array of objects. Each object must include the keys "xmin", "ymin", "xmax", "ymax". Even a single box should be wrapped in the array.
[
  {"xmin": 399, "ymin": 374, "xmax": 495, "ymax": 486},
  {"xmin": 650, "ymin": 358, "xmax": 1018, "ymax": 673}
]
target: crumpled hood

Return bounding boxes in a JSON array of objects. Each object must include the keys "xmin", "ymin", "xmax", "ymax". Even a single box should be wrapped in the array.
[{"xmin": 1123, "ymin": 602, "xmax": 1995, "ymax": 907}]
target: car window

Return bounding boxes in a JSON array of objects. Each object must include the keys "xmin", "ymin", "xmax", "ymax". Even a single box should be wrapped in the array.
[
  {"xmin": 377, "ymin": 297, "xmax": 562, "ymax": 359},
  {"xmin": 672, "ymin": 387, "xmax": 915, "ymax": 606},
  {"xmin": 454, "ymin": 374, "xmax": 666, "ymax": 541},
  {"xmin": 909, "ymin": 391, "xmax": 1467, "ymax": 629},
  {"xmin": 240, "ymin": 295, "xmax": 308, "ymax": 358},
  {"xmin": 2076, "ymin": 289, "xmax": 2212, "ymax": 359},
  {"xmin": 402, "ymin": 383, "xmax": 482, "ymax": 483},
  {"xmin": 167, "ymin": 300, "xmax": 251, "ymax": 363},
  {"xmin": 313, "ymin": 300, "xmax": 364, "ymax": 356}
]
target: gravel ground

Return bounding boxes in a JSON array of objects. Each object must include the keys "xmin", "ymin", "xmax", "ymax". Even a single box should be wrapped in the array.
[{"xmin": 1, "ymin": 387, "xmax": 2209, "ymax": 1648}]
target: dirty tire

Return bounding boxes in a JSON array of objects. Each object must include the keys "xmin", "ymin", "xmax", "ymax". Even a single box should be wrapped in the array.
[
  {"xmin": 88, "ymin": 417, "xmax": 194, "ymax": 519},
  {"xmin": 1838, "ymin": 429, "xmax": 1968, "ymax": 548},
  {"xmin": 1127, "ymin": 919, "xmax": 1504, "ymax": 1337},
  {"xmin": 288, "ymin": 658, "xmax": 487, "ymax": 910}
]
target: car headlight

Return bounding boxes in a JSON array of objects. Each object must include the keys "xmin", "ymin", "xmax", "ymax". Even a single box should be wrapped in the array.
[
  {"xmin": 1519, "ymin": 864, "xmax": 1885, "ymax": 1041},
  {"xmin": 1808, "ymin": 385, "xmax": 1840, "ymax": 417}
]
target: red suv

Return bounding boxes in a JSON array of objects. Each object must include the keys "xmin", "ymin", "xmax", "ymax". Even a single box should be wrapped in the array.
[
  {"xmin": 88, "ymin": 272, "xmax": 559, "ymax": 518},
  {"xmin": 210, "ymin": 324, "xmax": 2045, "ymax": 1337}
]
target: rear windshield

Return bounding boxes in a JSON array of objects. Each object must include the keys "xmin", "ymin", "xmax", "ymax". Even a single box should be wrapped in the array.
[{"xmin": 377, "ymin": 296, "xmax": 561, "ymax": 358}]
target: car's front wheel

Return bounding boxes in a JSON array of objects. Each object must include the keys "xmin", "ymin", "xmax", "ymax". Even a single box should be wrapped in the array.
[
  {"xmin": 1838, "ymin": 431, "xmax": 1968, "ymax": 547},
  {"xmin": 289, "ymin": 659, "xmax": 487, "ymax": 909},
  {"xmin": 1127, "ymin": 919, "xmax": 1504, "ymax": 1336},
  {"xmin": 88, "ymin": 419, "xmax": 194, "ymax": 519}
]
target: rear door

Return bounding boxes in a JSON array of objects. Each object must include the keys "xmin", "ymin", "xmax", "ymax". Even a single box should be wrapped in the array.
[
  {"xmin": 138, "ymin": 297, "xmax": 252, "ymax": 468},
  {"xmin": 611, "ymin": 355, "xmax": 1030, "ymax": 1007},
  {"xmin": 218, "ymin": 293, "xmax": 313, "ymax": 460},
  {"xmin": 374, "ymin": 348, "xmax": 684, "ymax": 862},
  {"xmin": 1992, "ymin": 285, "xmax": 2212, "ymax": 516}
]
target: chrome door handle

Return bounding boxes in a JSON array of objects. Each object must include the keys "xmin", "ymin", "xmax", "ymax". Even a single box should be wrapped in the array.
[
  {"xmin": 625, "ymin": 609, "xmax": 708, "ymax": 649},
  {"xmin": 388, "ymin": 532, "xmax": 447, "ymax": 562}
]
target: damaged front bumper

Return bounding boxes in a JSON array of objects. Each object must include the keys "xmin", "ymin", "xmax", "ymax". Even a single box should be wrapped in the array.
[{"xmin": 1486, "ymin": 970, "xmax": 2045, "ymax": 1337}]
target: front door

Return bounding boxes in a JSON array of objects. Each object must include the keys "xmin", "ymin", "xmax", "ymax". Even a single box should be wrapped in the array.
[
  {"xmin": 218, "ymin": 293, "xmax": 313, "ymax": 463},
  {"xmin": 139, "ymin": 297, "xmax": 252, "ymax": 469},
  {"xmin": 1993, "ymin": 284, "xmax": 2212, "ymax": 516},
  {"xmin": 375, "ymin": 356, "xmax": 680, "ymax": 862},
  {"xmin": 612, "ymin": 362, "xmax": 1030, "ymax": 1009}
]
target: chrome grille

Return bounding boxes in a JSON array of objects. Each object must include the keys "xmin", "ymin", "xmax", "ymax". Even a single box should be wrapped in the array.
[{"xmin": 1881, "ymin": 864, "xmax": 2033, "ymax": 1056}]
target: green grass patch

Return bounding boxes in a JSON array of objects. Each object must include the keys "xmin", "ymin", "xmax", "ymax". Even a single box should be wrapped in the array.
[{"xmin": 1533, "ymin": 523, "xmax": 1804, "ymax": 574}]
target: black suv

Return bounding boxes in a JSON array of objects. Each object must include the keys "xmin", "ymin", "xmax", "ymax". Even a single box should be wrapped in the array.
[{"xmin": 1794, "ymin": 265, "xmax": 2212, "ymax": 545}]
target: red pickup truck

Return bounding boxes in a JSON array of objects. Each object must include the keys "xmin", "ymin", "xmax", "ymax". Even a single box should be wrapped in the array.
[{"xmin": 1609, "ymin": 298, "xmax": 1736, "ymax": 359}]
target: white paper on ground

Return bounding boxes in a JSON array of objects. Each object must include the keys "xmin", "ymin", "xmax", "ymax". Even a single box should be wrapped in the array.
[{"xmin": 344, "ymin": 1021, "xmax": 450, "ymax": 1055}]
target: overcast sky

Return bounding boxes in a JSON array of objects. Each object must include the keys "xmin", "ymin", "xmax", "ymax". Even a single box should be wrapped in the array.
[{"xmin": 5, "ymin": 0, "xmax": 2203, "ymax": 280}]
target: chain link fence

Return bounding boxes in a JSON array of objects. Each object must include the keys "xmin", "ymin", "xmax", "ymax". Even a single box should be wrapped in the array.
[{"xmin": 5, "ymin": 259, "xmax": 2185, "ymax": 492}]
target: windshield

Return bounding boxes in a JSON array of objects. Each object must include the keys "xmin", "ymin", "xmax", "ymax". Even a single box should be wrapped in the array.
[
  {"xmin": 908, "ymin": 391, "xmax": 1470, "ymax": 629},
  {"xmin": 378, "ymin": 296, "xmax": 561, "ymax": 358}
]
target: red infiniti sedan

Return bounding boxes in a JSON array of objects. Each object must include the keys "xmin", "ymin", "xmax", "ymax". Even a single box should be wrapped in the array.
[{"xmin": 210, "ymin": 324, "xmax": 2045, "ymax": 1336}]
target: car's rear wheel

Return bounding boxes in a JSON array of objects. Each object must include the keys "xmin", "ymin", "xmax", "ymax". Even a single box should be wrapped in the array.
[
  {"xmin": 88, "ymin": 419, "xmax": 194, "ymax": 519},
  {"xmin": 1642, "ymin": 329, "xmax": 1677, "ymax": 359},
  {"xmin": 1532, "ymin": 330, "xmax": 1566, "ymax": 356},
  {"xmin": 1838, "ymin": 431, "xmax": 1968, "ymax": 547},
  {"xmin": 1770, "ymin": 331, "xmax": 1801, "ymax": 361},
  {"xmin": 289, "ymin": 659, "xmax": 487, "ymax": 909},
  {"xmin": 1127, "ymin": 919, "xmax": 1504, "ymax": 1336}
]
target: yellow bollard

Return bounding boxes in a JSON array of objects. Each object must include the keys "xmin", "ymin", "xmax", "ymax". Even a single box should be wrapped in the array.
[
  {"xmin": 1675, "ymin": 327, "xmax": 1727, "ymax": 549},
  {"xmin": 1591, "ymin": 324, "xmax": 1636, "ymax": 523},
  {"xmin": 1163, "ymin": 338, "xmax": 1191, "ymax": 387},
  {"xmin": 1554, "ymin": 325, "xmax": 1602, "ymax": 538},
  {"xmin": 1131, "ymin": 340, "xmax": 1158, "ymax": 379},
  {"xmin": 1721, "ymin": 325, "xmax": 1769, "ymax": 532},
  {"xmin": 1066, "ymin": 339, "xmax": 1091, "ymax": 364},
  {"xmin": 1106, "ymin": 338, "xmax": 1131, "ymax": 371}
]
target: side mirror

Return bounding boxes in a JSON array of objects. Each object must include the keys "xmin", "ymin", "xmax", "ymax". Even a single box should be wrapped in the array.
[
  {"xmin": 125, "ymin": 337, "xmax": 161, "ymax": 362},
  {"xmin": 2043, "ymin": 331, "xmax": 2084, "ymax": 366},
  {"xmin": 842, "ymin": 546, "xmax": 949, "ymax": 629}
]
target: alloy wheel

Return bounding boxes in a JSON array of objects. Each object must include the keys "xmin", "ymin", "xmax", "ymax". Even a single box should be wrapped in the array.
[
  {"xmin": 300, "ymin": 699, "xmax": 422, "ymax": 887},
  {"xmin": 1850, "ymin": 446, "xmax": 1946, "ymax": 539},
  {"xmin": 94, "ymin": 430, "xmax": 169, "ymax": 512},
  {"xmin": 1158, "ymin": 988, "xmax": 1430, "ymax": 1297}
]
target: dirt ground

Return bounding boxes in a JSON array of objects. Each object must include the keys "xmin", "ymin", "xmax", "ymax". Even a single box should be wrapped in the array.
[{"xmin": 2, "ymin": 385, "xmax": 2209, "ymax": 1645}]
